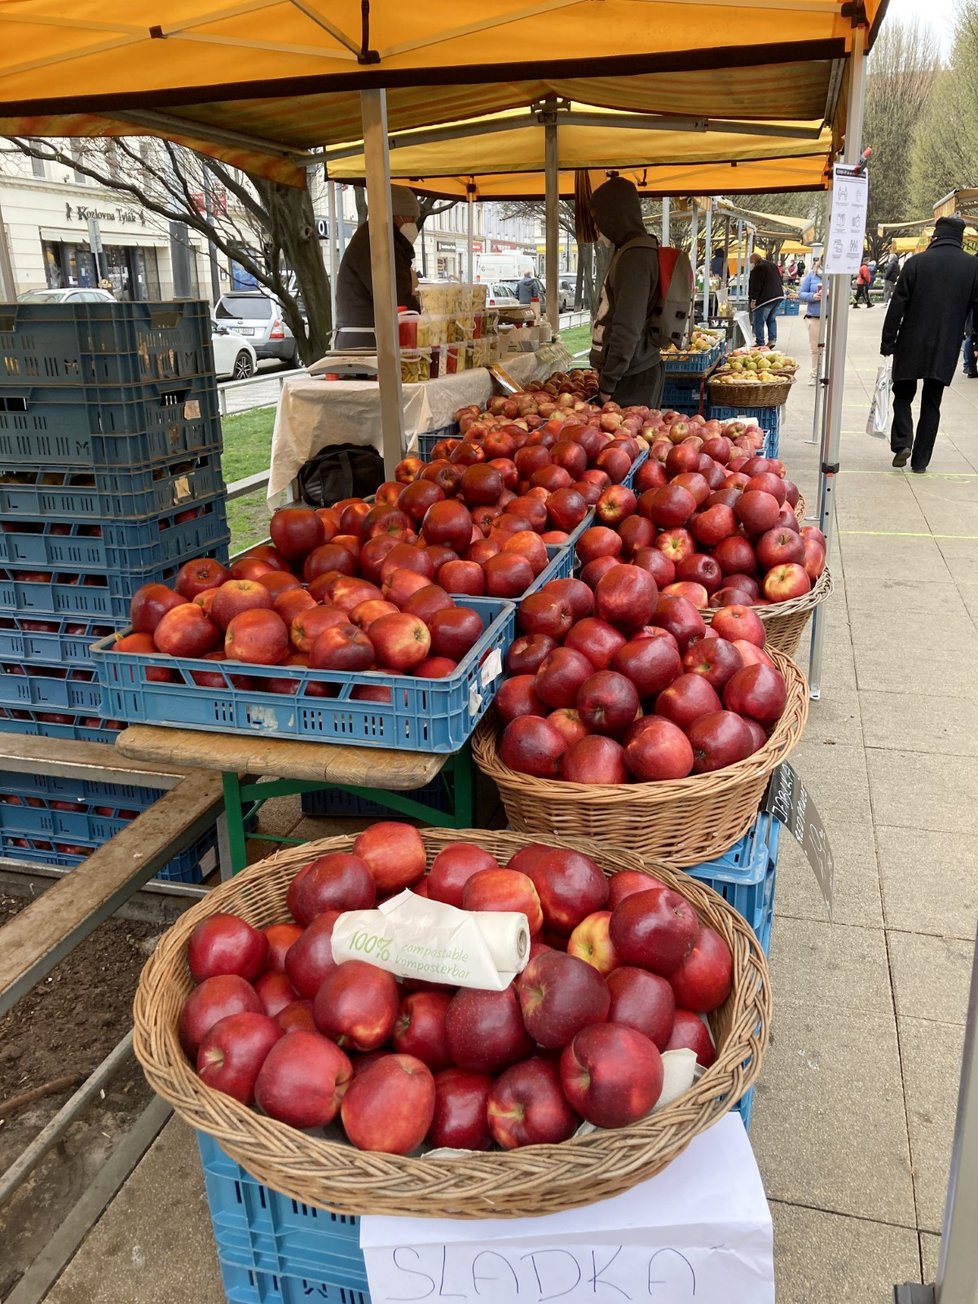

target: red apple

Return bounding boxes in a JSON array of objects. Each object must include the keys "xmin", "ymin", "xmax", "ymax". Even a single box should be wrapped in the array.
[
  {"xmin": 428, "ymin": 843, "xmax": 499, "ymax": 907},
  {"xmin": 575, "ymin": 525, "xmax": 623, "ymax": 566},
  {"xmin": 188, "ymin": 913, "xmax": 269, "ymax": 982},
  {"xmin": 517, "ymin": 592, "xmax": 574, "ymax": 642},
  {"xmin": 507, "ymin": 844, "xmax": 608, "ymax": 935},
  {"xmin": 422, "ymin": 500, "xmax": 474, "ymax": 553},
  {"xmin": 756, "ymin": 526, "xmax": 805, "ymax": 570},
  {"xmin": 803, "ymin": 539, "xmax": 826, "ymax": 582},
  {"xmin": 368, "ymin": 612, "xmax": 432, "ymax": 672},
  {"xmin": 567, "ymin": 910, "xmax": 621, "ymax": 975},
  {"xmin": 463, "ymin": 867, "xmax": 544, "ymax": 934},
  {"xmin": 593, "ymin": 564, "xmax": 657, "ymax": 630},
  {"xmin": 655, "ymin": 672, "xmax": 722, "ymax": 729},
  {"xmin": 576, "ymin": 670, "xmax": 640, "ymax": 735},
  {"xmin": 651, "ymin": 595, "xmax": 706, "ymax": 649},
  {"xmin": 175, "ymin": 557, "xmax": 231, "ymax": 600},
  {"xmin": 723, "ymin": 663, "xmax": 788, "ymax": 723},
  {"xmin": 643, "ymin": 484, "xmax": 697, "ymax": 528},
  {"xmin": 611, "ymin": 632, "xmax": 683, "ymax": 699},
  {"xmin": 507, "ymin": 633, "xmax": 557, "ymax": 676},
  {"xmin": 534, "ymin": 647, "xmax": 593, "ymax": 709},
  {"xmin": 762, "ymin": 562, "xmax": 812, "ymax": 602},
  {"xmin": 428, "ymin": 1069, "xmax": 495, "ymax": 1150},
  {"xmin": 390, "ymin": 990, "xmax": 453, "ymax": 1071},
  {"xmin": 153, "ymin": 603, "xmax": 221, "ymax": 657},
  {"xmin": 709, "ymin": 603, "xmax": 767, "ymax": 648},
  {"xmin": 560, "ymin": 1023, "xmax": 663, "ymax": 1127},
  {"xmin": 496, "ymin": 674, "xmax": 546, "ymax": 724},
  {"xmin": 487, "ymin": 1058, "xmax": 580, "ymax": 1148},
  {"xmin": 284, "ymin": 910, "xmax": 342, "ymax": 998},
  {"xmin": 312, "ymin": 960, "xmax": 399, "ymax": 1052},
  {"xmin": 606, "ymin": 966, "xmax": 676, "ymax": 1049},
  {"xmin": 609, "ymin": 887, "xmax": 699, "ymax": 975},
  {"xmin": 263, "ymin": 922, "xmax": 303, "ymax": 971},
  {"xmin": 353, "ymin": 822, "xmax": 426, "ymax": 894},
  {"xmin": 224, "ymin": 609, "xmax": 289, "ymax": 665},
  {"xmin": 270, "ymin": 507, "xmax": 326, "ymax": 560},
  {"xmin": 682, "ymin": 636, "xmax": 743, "ymax": 691},
  {"xmin": 444, "ymin": 986, "xmax": 534, "ymax": 1073},
  {"xmin": 197, "ymin": 1011, "xmax": 283, "ymax": 1103},
  {"xmin": 688, "ymin": 710, "xmax": 756, "ymax": 772},
  {"xmin": 179, "ymin": 974, "xmax": 262, "ymax": 1056},
  {"xmin": 608, "ymin": 869, "xmax": 665, "ymax": 908},
  {"xmin": 560, "ymin": 734, "xmax": 628, "ymax": 782},
  {"xmin": 308, "ymin": 622, "xmax": 375, "ymax": 671},
  {"xmin": 254, "ymin": 971, "xmax": 299, "ymax": 1018},
  {"xmin": 665, "ymin": 1010, "xmax": 716, "ymax": 1067},
  {"xmin": 670, "ymin": 926, "xmax": 733, "ymax": 1012},
  {"xmin": 517, "ymin": 950, "xmax": 610, "ymax": 1047},
  {"xmin": 624, "ymin": 716, "xmax": 695, "ymax": 781},
  {"xmin": 438, "ymin": 560, "xmax": 485, "ymax": 595},
  {"xmin": 428, "ymin": 607, "xmax": 484, "ymax": 660},
  {"xmin": 253, "ymin": 1029, "xmax": 351, "ymax": 1127},
  {"xmin": 131, "ymin": 583, "xmax": 187, "ymax": 634},
  {"xmin": 291, "ymin": 852, "xmax": 377, "ymax": 923},
  {"xmin": 677, "ymin": 553, "xmax": 724, "ymax": 594}
]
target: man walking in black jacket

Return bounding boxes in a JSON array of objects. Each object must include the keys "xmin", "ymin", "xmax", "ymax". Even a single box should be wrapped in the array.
[
  {"xmin": 588, "ymin": 177, "xmax": 664, "ymax": 408},
  {"xmin": 748, "ymin": 253, "xmax": 784, "ymax": 346},
  {"xmin": 882, "ymin": 217, "xmax": 978, "ymax": 472}
]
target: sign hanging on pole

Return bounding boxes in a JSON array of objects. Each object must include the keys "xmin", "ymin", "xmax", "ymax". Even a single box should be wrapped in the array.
[{"xmin": 823, "ymin": 164, "xmax": 868, "ymax": 276}]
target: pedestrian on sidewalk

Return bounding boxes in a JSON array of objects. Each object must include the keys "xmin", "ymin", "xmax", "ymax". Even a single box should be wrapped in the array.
[
  {"xmin": 882, "ymin": 251, "xmax": 900, "ymax": 304},
  {"xmin": 798, "ymin": 260, "xmax": 824, "ymax": 385},
  {"xmin": 881, "ymin": 216, "xmax": 978, "ymax": 472},
  {"xmin": 853, "ymin": 261, "xmax": 873, "ymax": 307},
  {"xmin": 748, "ymin": 252, "xmax": 783, "ymax": 346}
]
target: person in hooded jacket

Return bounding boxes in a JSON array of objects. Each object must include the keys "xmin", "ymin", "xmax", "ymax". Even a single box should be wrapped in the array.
[
  {"xmin": 334, "ymin": 185, "xmax": 421, "ymax": 350},
  {"xmin": 881, "ymin": 216, "xmax": 978, "ymax": 471},
  {"xmin": 588, "ymin": 177, "xmax": 663, "ymax": 408}
]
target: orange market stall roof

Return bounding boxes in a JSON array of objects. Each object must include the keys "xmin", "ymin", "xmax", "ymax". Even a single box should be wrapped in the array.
[
  {"xmin": 0, "ymin": 2, "xmax": 885, "ymax": 184},
  {"xmin": 326, "ymin": 101, "xmax": 840, "ymax": 198}
]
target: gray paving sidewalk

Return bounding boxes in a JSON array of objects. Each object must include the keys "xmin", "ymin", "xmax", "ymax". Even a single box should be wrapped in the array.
[{"xmin": 40, "ymin": 304, "xmax": 978, "ymax": 1303}]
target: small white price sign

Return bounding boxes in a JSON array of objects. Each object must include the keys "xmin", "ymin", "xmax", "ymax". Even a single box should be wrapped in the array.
[{"xmin": 824, "ymin": 165, "xmax": 869, "ymax": 276}]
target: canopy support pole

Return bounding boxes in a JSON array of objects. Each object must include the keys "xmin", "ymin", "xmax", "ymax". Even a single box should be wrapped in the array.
[
  {"xmin": 736, "ymin": 219, "xmax": 743, "ymax": 307},
  {"xmin": 326, "ymin": 177, "xmax": 339, "ymax": 331},
  {"xmin": 690, "ymin": 202, "xmax": 699, "ymax": 307},
  {"xmin": 544, "ymin": 108, "xmax": 559, "ymax": 331},
  {"xmin": 703, "ymin": 198, "xmax": 713, "ymax": 322},
  {"xmin": 662, "ymin": 197, "xmax": 670, "ymax": 246},
  {"xmin": 808, "ymin": 23, "xmax": 868, "ymax": 697},
  {"xmin": 360, "ymin": 88, "xmax": 407, "ymax": 479},
  {"xmin": 466, "ymin": 184, "xmax": 475, "ymax": 282}
]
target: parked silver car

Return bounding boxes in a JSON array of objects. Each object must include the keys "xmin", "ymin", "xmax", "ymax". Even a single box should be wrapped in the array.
[
  {"xmin": 18, "ymin": 287, "xmax": 117, "ymax": 303},
  {"xmin": 213, "ymin": 291, "xmax": 297, "ymax": 365}
]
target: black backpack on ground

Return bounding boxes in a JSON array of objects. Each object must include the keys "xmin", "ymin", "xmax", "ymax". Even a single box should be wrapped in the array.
[{"xmin": 297, "ymin": 442, "xmax": 385, "ymax": 507}]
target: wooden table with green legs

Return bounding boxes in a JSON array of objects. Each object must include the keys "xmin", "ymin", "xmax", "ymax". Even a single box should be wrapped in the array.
[{"xmin": 115, "ymin": 726, "xmax": 476, "ymax": 875}]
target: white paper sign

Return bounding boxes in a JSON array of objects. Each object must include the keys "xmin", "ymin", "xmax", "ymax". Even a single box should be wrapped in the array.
[
  {"xmin": 360, "ymin": 1115, "xmax": 774, "ymax": 1303},
  {"xmin": 824, "ymin": 165, "xmax": 869, "ymax": 275}
]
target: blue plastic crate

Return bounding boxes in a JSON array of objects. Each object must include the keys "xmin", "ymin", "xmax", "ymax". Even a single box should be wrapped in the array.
[
  {"xmin": 0, "ymin": 663, "xmax": 104, "ymax": 712},
  {"xmin": 1, "ymin": 770, "xmax": 165, "ymax": 806},
  {"xmin": 0, "ymin": 559, "xmax": 189, "ymax": 620},
  {"xmin": 93, "ymin": 597, "xmax": 515, "ymax": 752},
  {"xmin": 0, "ymin": 496, "xmax": 229, "ymax": 572},
  {"xmin": 199, "ymin": 1134, "xmax": 368, "ymax": 1295},
  {"xmin": 0, "ymin": 379, "xmax": 222, "ymax": 468},
  {"xmin": 0, "ymin": 707, "xmax": 123, "ymax": 744},
  {"xmin": 300, "ymin": 775, "xmax": 452, "ymax": 819},
  {"xmin": 711, "ymin": 404, "xmax": 780, "ymax": 435},
  {"xmin": 0, "ymin": 300, "xmax": 214, "ymax": 388},
  {"xmin": 661, "ymin": 378, "xmax": 708, "ymax": 415},
  {"xmin": 0, "ymin": 614, "xmax": 120, "ymax": 666},
  {"xmin": 783, "ymin": 299, "xmax": 801, "ymax": 316},
  {"xmin": 216, "ymin": 1261, "xmax": 369, "ymax": 1304},
  {"xmin": 415, "ymin": 423, "xmax": 458, "ymax": 460},
  {"xmin": 0, "ymin": 795, "xmax": 137, "ymax": 842},
  {"xmin": 735, "ymin": 1087, "xmax": 755, "ymax": 1131},
  {"xmin": 0, "ymin": 822, "xmax": 219, "ymax": 882},
  {"xmin": 683, "ymin": 812, "xmax": 779, "ymax": 942},
  {"xmin": 0, "ymin": 448, "xmax": 225, "ymax": 520},
  {"xmin": 662, "ymin": 342, "xmax": 724, "ymax": 374}
]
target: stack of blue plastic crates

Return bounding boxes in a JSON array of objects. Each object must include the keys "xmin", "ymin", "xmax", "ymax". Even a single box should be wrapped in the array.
[
  {"xmin": 683, "ymin": 810, "xmax": 779, "ymax": 1131},
  {"xmin": 0, "ymin": 301, "xmax": 228, "ymax": 880}
]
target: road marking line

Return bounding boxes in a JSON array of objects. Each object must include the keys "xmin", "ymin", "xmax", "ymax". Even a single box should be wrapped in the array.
[{"xmin": 840, "ymin": 530, "xmax": 978, "ymax": 540}]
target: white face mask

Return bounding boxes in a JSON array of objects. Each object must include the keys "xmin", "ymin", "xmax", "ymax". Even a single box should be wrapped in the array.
[
  {"xmin": 399, "ymin": 221, "xmax": 420, "ymax": 245},
  {"xmin": 597, "ymin": 233, "xmax": 613, "ymax": 250}
]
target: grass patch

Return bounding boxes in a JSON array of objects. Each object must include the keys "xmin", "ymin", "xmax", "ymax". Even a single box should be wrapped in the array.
[
  {"xmin": 559, "ymin": 322, "xmax": 592, "ymax": 360},
  {"xmin": 221, "ymin": 406, "xmax": 276, "ymax": 554}
]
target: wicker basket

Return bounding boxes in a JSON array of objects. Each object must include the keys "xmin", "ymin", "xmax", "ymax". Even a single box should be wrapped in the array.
[
  {"xmin": 472, "ymin": 649, "xmax": 807, "ymax": 867},
  {"xmin": 708, "ymin": 377, "xmax": 792, "ymax": 408},
  {"xmin": 794, "ymin": 492, "xmax": 807, "ymax": 522},
  {"xmin": 706, "ymin": 566, "xmax": 833, "ymax": 659},
  {"xmin": 132, "ymin": 829, "xmax": 770, "ymax": 1220}
]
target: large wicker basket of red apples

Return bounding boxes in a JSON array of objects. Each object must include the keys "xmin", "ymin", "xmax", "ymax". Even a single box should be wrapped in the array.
[
  {"xmin": 471, "ymin": 556, "xmax": 809, "ymax": 865},
  {"xmin": 132, "ymin": 826, "xmax": 769, "ymax": 1219}
]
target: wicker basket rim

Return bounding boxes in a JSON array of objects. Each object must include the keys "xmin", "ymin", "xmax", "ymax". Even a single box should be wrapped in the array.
[
  {"xmin": 473, "ymin": 647, "xmax": 808, "ymax": 807},
  {"xmin": 705, "ymin": 564, "xmax": 833, "ymax": 625},
  {"xmin": 132, "ymin": 827, "xmax": 771, "ymax": 1219}
]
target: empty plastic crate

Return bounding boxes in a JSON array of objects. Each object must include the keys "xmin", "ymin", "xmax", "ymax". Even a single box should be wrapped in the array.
[
  {"xmin": 2, "ymin": 770, "xmax": 165, "ymax": 806},
  {"xmin": 0, "ymin": 449, "xmax": 225, "ymax": 520},
  {"xmin": 300, "ymin": 775, "xmax": 452, "ymax": 819},
  {"xmin": 0, "ymin": 300, "xmax": 214, "ymax": 388},
  {"xmin": 198, "ymin": 1133, "xmax": 369, "ymax": 1301},
  {"xmin": 0, "ymin": 378, "xmax": 222, "ymax": 468},
  {"xmin": 0, "ymin": 823, "xmax": 218, "ymax": 882},
  {"xmin": 93, "ymin": 597, "xmax": 515, "ymax": 751}
]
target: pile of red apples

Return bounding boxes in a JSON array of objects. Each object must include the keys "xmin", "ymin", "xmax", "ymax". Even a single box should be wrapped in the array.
[
  {"xmin": 495, "ymin": 559, "xmax": 789, "ymax": 783},
  {"xmin": 179, "ymin": 822, "xmax": 733, "ymax": 1155}
]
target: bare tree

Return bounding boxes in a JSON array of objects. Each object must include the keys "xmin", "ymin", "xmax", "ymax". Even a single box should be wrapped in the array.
[
  {"xmin": 909, "ymin": 1, "xmax": 978, "ymax": 217},
  {"xmin": 2, "ymin": 136, "xmax": 332, "ymax": 363},
  {"xmin": 861, "ymin": 19, "xmax": 941, "ymax": 258}
]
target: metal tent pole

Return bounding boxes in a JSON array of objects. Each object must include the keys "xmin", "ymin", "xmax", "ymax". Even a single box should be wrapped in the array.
[
  {"xmin": 466, "ymin": 183, "xmax": 475, "ymax": 282},
  {"xmin": 807, "ymin": 271, "xmax": 832, "ymax": 448},
  {"xmin": 807, "ymin": 23, "xmax": 868, "ymax": 697},
  {"xmin": 662, "ymin": 197, "xmax": 670, "ymax": 246},
  {"xmin": 936, "ymin": 936, "xmax": 978, "ymax": 1302},
  {"xmin": 690, "ymin": 202, "xmax": 699, "ymax": 314},
  {"xmin": 703, "ymin": 198, "xmax": 713, "ymax": 321},
  {"xmin": 326, "ymin": 178, "xmax": 339, "ymax": 330},
  {"xmin": 360, "ymin": 89, "xmax": 407, "ymax": 479},
  {"xmin": 545, "ymin": 112, "xmax": 559, "ymax": 329}
]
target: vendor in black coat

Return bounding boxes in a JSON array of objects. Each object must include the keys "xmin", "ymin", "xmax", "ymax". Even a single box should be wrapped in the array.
[
  {"xmin": 335, "ymin": 186, "xmax": 421, "ymax": 350},
  {"xmin": 881, "ymin": 216, "xmax": 978, "ymax": 472}
]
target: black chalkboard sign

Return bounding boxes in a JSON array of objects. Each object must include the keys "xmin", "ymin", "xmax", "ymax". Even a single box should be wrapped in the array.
[{"xmin": 764, "ymin": 762, "xmax": 834, "ymax": 917}]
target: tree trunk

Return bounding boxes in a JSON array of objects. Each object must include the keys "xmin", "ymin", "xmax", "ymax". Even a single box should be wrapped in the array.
[{"xmin": 256, "ymin": 178, "xmax": 332, "ymax": 364}]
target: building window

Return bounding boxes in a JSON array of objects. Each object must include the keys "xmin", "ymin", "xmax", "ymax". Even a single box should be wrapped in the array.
[
  {"xmin": 69, "ymin": 141, "xmax": 87, "ymax": 185},
  {"xmin": 29, "ymin": 143, "xmax": 45, "ymax": 179}
]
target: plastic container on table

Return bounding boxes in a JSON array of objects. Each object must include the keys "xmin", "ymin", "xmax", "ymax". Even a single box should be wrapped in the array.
[
  {"xmin": 396, "ymin": 308, "xmax": 419, "ymax": 348},
  {"xmin": 92, "ymin": 597, "xmax": 516, "ymax": 752}
]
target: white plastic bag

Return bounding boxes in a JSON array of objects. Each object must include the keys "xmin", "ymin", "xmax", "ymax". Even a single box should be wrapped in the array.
[{"xmin": 867, "ymin": 357, "xmax": 892, "ymax": 438}]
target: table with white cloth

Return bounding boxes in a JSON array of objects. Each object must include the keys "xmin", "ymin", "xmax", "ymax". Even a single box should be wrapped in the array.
[{"xmin": 267, "ymin": 344, "xmax": 573, "ymax": 503}]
